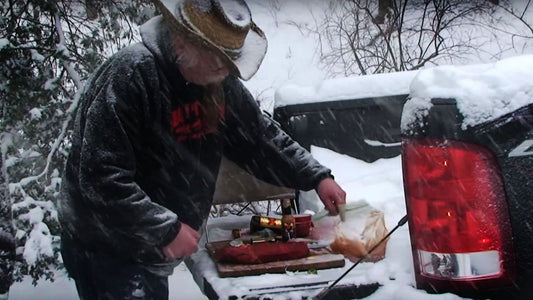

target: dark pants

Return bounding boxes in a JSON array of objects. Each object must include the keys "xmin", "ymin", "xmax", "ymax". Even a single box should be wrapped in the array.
[
  {"xmin": 61, "ymin": 237, "xmax": 169, "ymax": 300},
  {"xmin": 0, "ymin": 236, "xmax": 15, "ymax": 294},
  {"xmin": 1, "ymin": 205, "xmax": 16, "ymax": 295}
]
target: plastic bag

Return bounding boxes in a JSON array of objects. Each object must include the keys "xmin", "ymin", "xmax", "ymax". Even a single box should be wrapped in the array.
[{"xmin": 311, "ymin": 200, "xmax": 389, "ymax": 262}]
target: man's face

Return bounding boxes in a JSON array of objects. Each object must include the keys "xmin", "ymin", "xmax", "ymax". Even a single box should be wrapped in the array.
[{"xmin": 175, "ymin": 37, "xmax": 230, "ymax": 86}]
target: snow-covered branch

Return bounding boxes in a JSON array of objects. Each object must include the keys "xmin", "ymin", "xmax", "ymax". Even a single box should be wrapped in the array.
[{"xmin": 17, "ymin": 9, "xmax": 84, "ymax": 186}]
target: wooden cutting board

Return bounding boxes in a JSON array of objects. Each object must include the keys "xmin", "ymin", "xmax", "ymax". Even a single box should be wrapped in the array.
[{"xmin": 206, "ymin": 240, "xmax": 345, "ymax": 278}]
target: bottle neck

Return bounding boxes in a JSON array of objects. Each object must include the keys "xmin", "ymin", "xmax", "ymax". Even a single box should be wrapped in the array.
[{"xmin": 281, "ymin": 199, "xmax": 292, "ymax": 215}]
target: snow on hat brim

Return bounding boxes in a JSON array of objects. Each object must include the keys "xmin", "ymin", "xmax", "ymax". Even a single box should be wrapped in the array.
[{"xmin": 153, "ymin": 0, "xmax": 268, "ymax": 81}]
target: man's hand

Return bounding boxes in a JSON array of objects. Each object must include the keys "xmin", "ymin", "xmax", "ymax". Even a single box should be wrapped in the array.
[
  {"xmin": 162, "ymin": 223, "xmax": 200, "ymax": 259},
  {"xmin": 316, "ymin": 177, "xmax": 347, "ymax": 215}
]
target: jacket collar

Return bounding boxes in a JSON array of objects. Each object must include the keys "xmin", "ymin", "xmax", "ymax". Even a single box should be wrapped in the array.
[
  {"xmin": 140, "ymin": 16, "xmax": 201, "ymax": 95},
  {"xmin": 140, "ymin": 16, "xmax": 183, "ymax": 79}
]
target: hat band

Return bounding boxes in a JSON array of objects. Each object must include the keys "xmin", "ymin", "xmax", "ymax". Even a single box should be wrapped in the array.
[{"xmin": 181, "ymin": 1, "xmax": 248, "ymax": 51}]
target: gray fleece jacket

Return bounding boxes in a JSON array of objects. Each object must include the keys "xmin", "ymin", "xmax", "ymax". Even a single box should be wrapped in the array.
[{"xmin": 59, "ymin": 16, "xmax": 331, "ymax": 274}]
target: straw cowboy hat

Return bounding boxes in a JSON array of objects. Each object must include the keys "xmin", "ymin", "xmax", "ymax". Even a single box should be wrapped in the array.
[{"xmin": 152, "ymin": 0, "xmax": 268, "ymax": 80}]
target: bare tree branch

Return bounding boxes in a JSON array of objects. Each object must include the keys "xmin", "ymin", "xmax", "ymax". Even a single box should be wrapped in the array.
[{"xmin": 316, "ymin": 0, "xmax": 503, "ymax": 76}]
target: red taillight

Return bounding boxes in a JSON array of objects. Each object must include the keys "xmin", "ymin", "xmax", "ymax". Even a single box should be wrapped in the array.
[{"xmin": 402, "ymin": 138, "xmax": 516, "ymax": 293}]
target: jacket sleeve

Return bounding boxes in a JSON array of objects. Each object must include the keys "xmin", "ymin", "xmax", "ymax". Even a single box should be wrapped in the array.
[
  {"xmin": 222, "ymin": 77, "xmax": 332, "ymax": 191},
  {"xmin": 76, "ymin": 55, "xmax": 179, "ymax": 251}
]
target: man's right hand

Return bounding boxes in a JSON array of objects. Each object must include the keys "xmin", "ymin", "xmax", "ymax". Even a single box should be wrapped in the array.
[{"xmin": 162, "ymin": 223, "xmax": 200, "ymax": 259}]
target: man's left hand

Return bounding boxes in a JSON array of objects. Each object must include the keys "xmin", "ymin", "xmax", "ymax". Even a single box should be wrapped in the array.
[{"xmin": 316, "ymin": 177, "xmax": 346, "ymax": 215}]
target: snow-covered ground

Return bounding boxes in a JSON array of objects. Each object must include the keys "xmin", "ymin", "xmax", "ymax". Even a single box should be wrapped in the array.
[
  {"xmin": 9, "ymin": 0, "xmax": 533, "ymax": 299},
  {"xmin": 9, "ymin": 264, "xmax": 206, "ymax": 300}
]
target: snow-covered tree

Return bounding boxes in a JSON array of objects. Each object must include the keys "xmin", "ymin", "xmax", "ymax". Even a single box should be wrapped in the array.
[{"xmin": 0, "ymin": 0, "xmax": 152, "ymax": 285}]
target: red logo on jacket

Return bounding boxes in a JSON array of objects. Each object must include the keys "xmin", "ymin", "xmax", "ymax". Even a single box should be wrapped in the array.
[{"xmin": 171, "ymin": 101, "xmax": 225, "ymax": 141}]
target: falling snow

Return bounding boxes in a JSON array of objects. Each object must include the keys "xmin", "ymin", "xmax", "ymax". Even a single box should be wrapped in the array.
[{"xmin": 8, "ymin": 0, "xmax": 533, "ymax": 299}]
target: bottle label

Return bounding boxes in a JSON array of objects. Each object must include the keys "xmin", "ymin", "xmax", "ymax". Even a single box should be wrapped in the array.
[{"xmin": 259, "ymin": 217, "xmax": 282, "ymax": 229}]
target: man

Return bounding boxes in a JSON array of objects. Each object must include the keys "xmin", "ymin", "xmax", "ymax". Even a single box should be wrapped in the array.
[{"xmin": 59, "ymin": 0, "xmax": 346, "ymax": 298}]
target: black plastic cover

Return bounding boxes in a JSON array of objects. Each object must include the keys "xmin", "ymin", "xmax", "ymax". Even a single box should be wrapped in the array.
[{"xmin": 274, "ymin": 95, "xmax": 408, "ymax": 163}]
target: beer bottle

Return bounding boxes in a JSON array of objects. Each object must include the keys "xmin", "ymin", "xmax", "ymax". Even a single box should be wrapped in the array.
[
  {"xmin": 281, "ymin": 199, "xmax": 295, "ymax": 241},
  {"xmin": 250, "ymin": 215, "xmax": 283, "ymax": 233}
]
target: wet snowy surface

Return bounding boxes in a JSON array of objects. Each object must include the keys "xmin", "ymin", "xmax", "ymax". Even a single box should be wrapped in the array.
[
  {"xmin": 403, "ymin": 55, "xmax": 533, "ymax": 131},
  {"xmin": 275, "ymin": 71, "xmax": 418, "ymax": 108}
]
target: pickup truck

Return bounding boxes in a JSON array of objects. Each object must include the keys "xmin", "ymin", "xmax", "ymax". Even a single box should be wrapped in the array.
[{"xmin": 187, "ymin": 56, "xmax": 533, "ymax": 299}]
